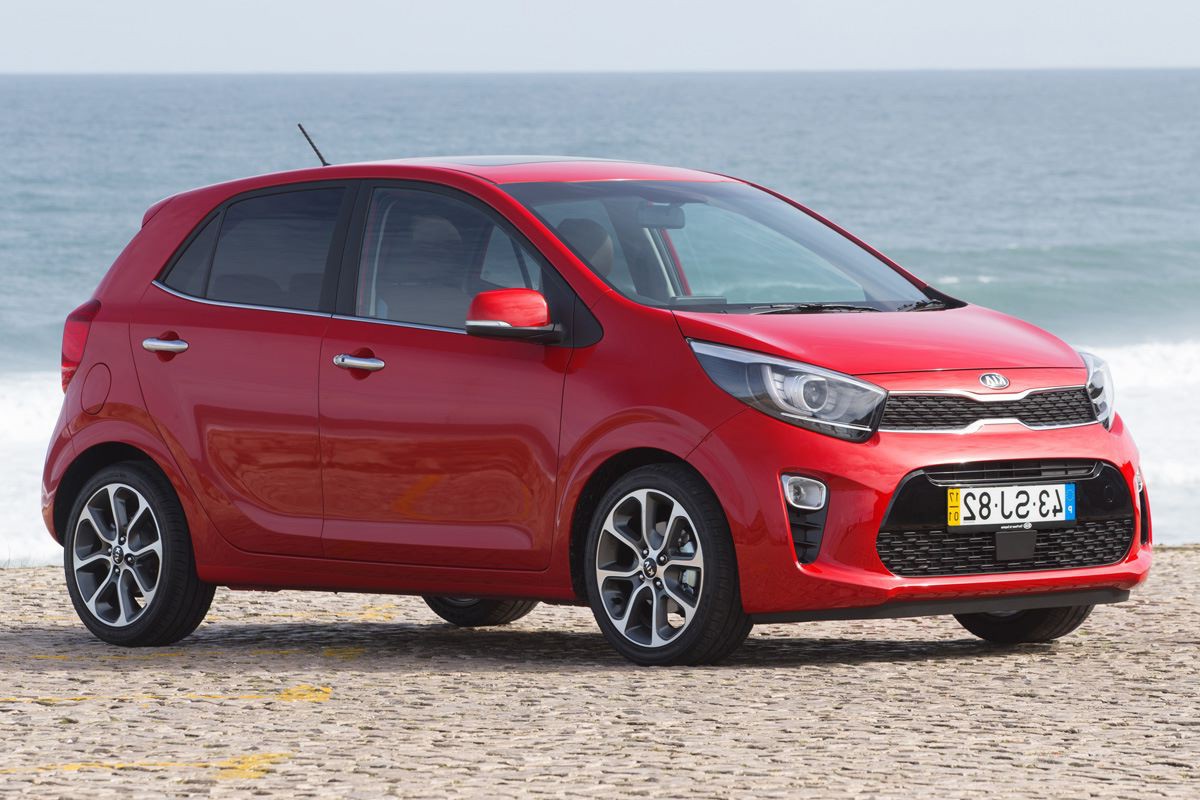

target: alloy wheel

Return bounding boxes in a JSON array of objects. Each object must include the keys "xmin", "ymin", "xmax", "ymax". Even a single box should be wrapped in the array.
[
  {"xmin": 71, "ymin": 483, "xmax": 163, "ymax": 628},
  {"xmin": 593, "ymin": 488, "xmax": 704, "ymax": 648}
]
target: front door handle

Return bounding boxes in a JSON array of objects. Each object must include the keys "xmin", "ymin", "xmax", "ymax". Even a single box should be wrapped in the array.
[
  {"xmin": 333, "ymin": 353, "xmax": 386, "ymax": 372},
  {"xmin": 142, "ymin": 337, "xmax": 189, "ymax": 354}
]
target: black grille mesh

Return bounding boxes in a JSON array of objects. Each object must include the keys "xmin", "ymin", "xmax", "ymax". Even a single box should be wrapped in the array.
[
  {"xmin": 881, "ymin": 388, "xmax": 1096, "ymax": 431},
  {"xmin": 877, "ymin": 518, "xmax": 1134, "ymax": 577}
]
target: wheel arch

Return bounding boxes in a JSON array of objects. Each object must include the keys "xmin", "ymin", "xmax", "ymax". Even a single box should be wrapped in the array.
[{"xmin": 53, "ymin": 442, "xmax": 168, "ymax": 543}]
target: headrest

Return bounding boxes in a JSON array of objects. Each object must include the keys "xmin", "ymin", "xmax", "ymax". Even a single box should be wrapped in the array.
[{"xmin": 555, "ymin": 217, "xmax": 615, "ymax": 277}]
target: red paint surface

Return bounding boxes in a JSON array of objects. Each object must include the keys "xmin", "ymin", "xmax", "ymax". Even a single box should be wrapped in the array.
[
  {"xmin": 467, "ymin": 288, "xmax": 552, "ymax": 328},
  {"xmin": 41, "ymin": 157, "xmax": 1150, "ymax": 617}
]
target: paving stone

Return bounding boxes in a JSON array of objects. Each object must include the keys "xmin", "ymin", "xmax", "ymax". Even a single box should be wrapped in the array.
[{"xmin": 0, "ymin": 548, "xmax": 1196, "ymax": 797}]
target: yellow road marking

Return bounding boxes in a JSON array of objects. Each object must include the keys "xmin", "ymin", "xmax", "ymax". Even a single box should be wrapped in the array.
[
  {"xmin": 22, "ymin": 645, "xmax": 373, "ymax": 661},
  {"xmin": 0, "ymin": 683, "xmax": 330, "ymax": 705},
  {"xmin": 0, "ymin": 752, "xmax": 290, "ymax": 780},
  {"xmin": 321, "ymin": 646, "xmax": 366, "ymax": 660},
  {"xmin": 276, "ymin": 684, "xmax": 331, "ymax": 702}
]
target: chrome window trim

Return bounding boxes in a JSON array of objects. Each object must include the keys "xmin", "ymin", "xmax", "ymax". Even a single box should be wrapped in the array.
[
  {"xmin": 880, "ymin": 418, "xmax": 1101, "ymax": 435},
  {"xmin": 150, "ymin": 281, "xmax": 332, "ymax": 319},
  {"xmin": 885, "ymin": 385, "xmax": 1087, "ymax": 403},
  {"xmin": 330, "ymin": 314, "xmax": 467, "ymax": 335}
]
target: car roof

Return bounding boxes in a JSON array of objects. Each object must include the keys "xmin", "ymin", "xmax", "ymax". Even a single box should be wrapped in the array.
[
  {"xmin": 143, "ymin": 156, "xmax": 735, "ymax": 228},
  {"xmin": 352, "ymin": 155, "xmax": 732, "ymax": 184}
]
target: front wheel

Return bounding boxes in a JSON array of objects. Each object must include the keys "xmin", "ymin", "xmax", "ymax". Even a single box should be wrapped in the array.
[
  {"xmin": 955, "ymin": 605, "xmax": 1094, "ymax": 644},
  {"xmin": 63, "ymin": 461, "xmax": 215, "ymax": 646},
  {"xmin": 584, "ymin": 464, "xmax": 751, "ymax": 666}
]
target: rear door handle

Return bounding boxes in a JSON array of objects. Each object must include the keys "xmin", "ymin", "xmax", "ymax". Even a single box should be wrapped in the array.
[
  {"xmin": 333, "ymin": 354, "xmax": 386, "ymax": 372},
  {"xmin": 142, "ymin": 337, "xmax": 189, "ymax": 354}
]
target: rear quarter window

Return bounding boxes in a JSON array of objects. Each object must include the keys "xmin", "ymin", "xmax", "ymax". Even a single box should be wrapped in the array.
[{"xmin": 161, "ymin": 217, "xmax": 218, "ymax": 297}]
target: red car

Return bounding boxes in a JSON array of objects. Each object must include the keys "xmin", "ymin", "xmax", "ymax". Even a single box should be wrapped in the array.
[{"xmin": 43, "ymin": 156, "xmax": 1151, "ymax": 665}]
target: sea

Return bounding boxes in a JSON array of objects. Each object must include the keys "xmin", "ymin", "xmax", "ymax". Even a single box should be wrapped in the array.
[{"xmin": 1, "ymin": 71, "xmax": 1197, "ymax": 565}]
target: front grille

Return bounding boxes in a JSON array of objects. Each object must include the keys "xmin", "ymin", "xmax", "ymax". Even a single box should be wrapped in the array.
[
  {"xmin": 881, "ymin": 388, "xmax": 1096, "ymax": 431},
  {"xmin": 923, "ymin": 459, "xmax": 1098, "ymax": 487},
  {"xmin": 879, "ymin": 460, "xmax": 1135, "ymax": 577},
  {"xmin": 877, "ymin": 518, "xmax": 1134, "ymax": 577}
]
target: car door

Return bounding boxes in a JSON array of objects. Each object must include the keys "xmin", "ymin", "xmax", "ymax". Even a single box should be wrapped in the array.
[
  {"xmin": 131, "ymin": 183, "xmax": 355, "ymax": 557},
  {"xmin": 318, "ymin": 182, "xmax": 575, "ymax": 570}
]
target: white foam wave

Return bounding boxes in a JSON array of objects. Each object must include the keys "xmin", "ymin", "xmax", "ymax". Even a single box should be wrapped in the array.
[
  {"xmin": 0, "ymin": 372, "xmax": 64, "ymax": 567},
  {"xmin": 1085, "ymin": 340, "xmax": 1200, "ymax": 541},
  {"xmin": 2, "ymin": 344, "xmax": 1197, "ymax": 566}
]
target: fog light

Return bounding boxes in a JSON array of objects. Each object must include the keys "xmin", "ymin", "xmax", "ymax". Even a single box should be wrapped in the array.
[{"xmin": 782, "ymin": 475, "xmax": 827, "ymax": 511}]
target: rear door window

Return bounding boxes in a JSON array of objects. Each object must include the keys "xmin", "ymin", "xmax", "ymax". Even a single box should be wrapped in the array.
[{"xmin": 203, "ymin": 188, "xmax": 346, "ymax": 311}]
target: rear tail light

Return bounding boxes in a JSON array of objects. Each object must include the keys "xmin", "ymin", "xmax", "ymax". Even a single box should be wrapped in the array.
[{"xmin": 62, "ymin": 299, "xmax": 101, "ymax": 391}]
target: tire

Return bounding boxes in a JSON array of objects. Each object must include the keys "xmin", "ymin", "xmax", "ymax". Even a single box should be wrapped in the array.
[
  {"xmin": 423, "ymin": 596, "xmax": 539, "ymax": 627},
  {"xmin": 63, "ymin": 461, "xmax": 215, "ymax": 647},
  {"xmin": 954, "ymin": 605, "xmax": 1094, "ymax": 644},
  {"xmin": 584, "ymin": 463, "xmax": 751, "ymax": 666}
]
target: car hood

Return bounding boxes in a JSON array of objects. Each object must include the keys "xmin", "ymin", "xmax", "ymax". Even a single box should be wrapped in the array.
[{"xmin": 672, "ymin": 304, "xmax": 1083, "ymax": 375}]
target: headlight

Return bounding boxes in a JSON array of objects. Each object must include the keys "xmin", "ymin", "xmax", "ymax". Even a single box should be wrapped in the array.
[
  {"xmin": 1079, "ymin": 351, "xmax": 1115, "ymax": 429},
  {"xmin": 690, "ymin": 341, "xmax": 887, "ymax": 442}
]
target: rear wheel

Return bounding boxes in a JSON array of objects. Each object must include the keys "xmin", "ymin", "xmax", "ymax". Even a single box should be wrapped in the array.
[
  {"xmin": 63, "ymin": 461, "xmax": 215, "ymax": 646},
  {"xmin": 954, "ymin": 605, "xmax": 1094, "ymax": 644},
  {"xmin": 422, "ymin": 596, "xmax": 539, "ymax": 627},
  {"xmin": 584, "ymin": 464, "xmax": 751, "ymax": 666}
]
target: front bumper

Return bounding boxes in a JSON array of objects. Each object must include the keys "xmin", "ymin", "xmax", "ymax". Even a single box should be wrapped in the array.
[{"xmin": 688, "ymin": 402, "xmax": 1151, "ymax": 618}]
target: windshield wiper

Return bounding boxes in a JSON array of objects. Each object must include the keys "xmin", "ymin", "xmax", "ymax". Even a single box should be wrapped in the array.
[
  {"xmin": 749, "ymin": 303, "xmax": 881, "ymax": 315},
  {"xmin": 896, "ymin": 298, "xmax": 947, "ymax": 312}
]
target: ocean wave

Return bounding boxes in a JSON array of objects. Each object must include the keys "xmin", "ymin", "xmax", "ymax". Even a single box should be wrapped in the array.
[{"xmin": 2, "ymin": 344, "xmax": 1197, "ymax": 566}]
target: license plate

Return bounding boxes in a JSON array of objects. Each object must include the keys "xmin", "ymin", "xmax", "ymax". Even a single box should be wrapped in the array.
[{"xmin": 947, "ymin": 483, "xmax": 1076, "ymax": 529}]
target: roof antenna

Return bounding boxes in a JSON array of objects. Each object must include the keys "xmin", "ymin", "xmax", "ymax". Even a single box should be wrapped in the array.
[{"xmin": 297, "ymin": 123, "xmax": 330, "ymax": 167}]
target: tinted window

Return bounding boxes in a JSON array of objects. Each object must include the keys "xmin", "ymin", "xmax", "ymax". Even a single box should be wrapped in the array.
[
  {"xmin": 162, "ymin": 217, "xmax": 218, "ymax": 297},
  {"xmin": 356, "ymin": 188, "xmax": 548, "ymax": 329},
  {"xmin": 207, "ymin": 188, "xmax": 344, "ymax": 311}
]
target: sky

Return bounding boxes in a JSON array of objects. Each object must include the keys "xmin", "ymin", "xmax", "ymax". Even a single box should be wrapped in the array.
[{"xmin": 1, "ymin": 0, "xmax": 1199, "ymax": 73}]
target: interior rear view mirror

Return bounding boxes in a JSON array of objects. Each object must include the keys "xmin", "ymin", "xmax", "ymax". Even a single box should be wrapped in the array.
[{"xmin": 636, "ymin": 202, "xmax": 685, "ymax": 229}]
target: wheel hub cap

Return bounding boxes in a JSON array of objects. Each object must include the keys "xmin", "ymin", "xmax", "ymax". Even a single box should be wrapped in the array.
[
  {"xmin": 70, "ymin": 483, "xmax": 163, "ymax": 628},
  {"xmin": 594, "ymin": 488, "xmax": 705, "ymax": 649}
]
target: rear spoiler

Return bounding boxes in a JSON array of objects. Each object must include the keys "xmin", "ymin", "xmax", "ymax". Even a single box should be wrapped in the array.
[{"xmin": 141, "ymin": 195, "xmax": 174, "ymax": 227}]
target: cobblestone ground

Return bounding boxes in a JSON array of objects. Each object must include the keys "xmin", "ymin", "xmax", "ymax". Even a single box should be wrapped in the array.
[{"xmin": 1, "ymin": 549, "xmax": 1196, "ymax": 799}]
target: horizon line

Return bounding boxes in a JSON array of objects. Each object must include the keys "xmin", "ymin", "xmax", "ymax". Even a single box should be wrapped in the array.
[{"xmin": 2, "ymin": 65, "xmax": 1200, "ymax": 77}]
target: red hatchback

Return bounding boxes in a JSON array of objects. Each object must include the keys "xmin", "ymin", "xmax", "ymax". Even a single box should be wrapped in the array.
[{"xmin": 43, "ymin": 156, "xmax": 1152, "ymax": 665}]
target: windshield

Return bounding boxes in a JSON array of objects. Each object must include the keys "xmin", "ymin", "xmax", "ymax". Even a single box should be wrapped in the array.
[{"xmin": 503, "ymin": 180, "xmax": 936, "ymax": 313}]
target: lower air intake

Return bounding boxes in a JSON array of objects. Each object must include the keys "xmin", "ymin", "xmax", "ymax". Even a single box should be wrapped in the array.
[{"xmin": 876, "ymin": 518, "xmax": 1135, "ymax": 577}]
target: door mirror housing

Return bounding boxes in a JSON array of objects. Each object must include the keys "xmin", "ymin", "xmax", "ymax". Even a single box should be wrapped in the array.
[{"xmin": 466, "ymin": 289, "xmax": 562, "ymax": 343}]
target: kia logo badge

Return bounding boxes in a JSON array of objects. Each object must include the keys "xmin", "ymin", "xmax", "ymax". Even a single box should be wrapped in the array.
[{"xmin": 979, "ymin": 373, "xmax": 1010, "ymax": 390}]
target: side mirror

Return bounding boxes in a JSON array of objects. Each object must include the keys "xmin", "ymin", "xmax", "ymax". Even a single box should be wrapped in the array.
[{"xmin": 466, "ymin": 288, "xmax": 562, "ymax": 344}]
